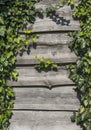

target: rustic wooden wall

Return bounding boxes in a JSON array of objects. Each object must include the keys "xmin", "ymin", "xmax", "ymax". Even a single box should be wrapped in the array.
[{"xmin": 9, "ymin": 1, "xmax": 82, "ymax": 130}]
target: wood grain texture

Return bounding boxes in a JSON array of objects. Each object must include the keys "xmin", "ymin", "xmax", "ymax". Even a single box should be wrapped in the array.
[
  {"xmin": 27, "ymin": 17, "xmax": 79, "ymax": 33},
  {"xmin": 8, "ymin": 1, "xmax": 80, "ymax": 130},
  {"xmin": 36, "ymin": 0, "xmax": 78, "ymax": 6},
  {"xmin": 36, "ymin": 0, "xmax": 63, "ymax": 5},
  {"xmin": 19, "ymin": 2, "xmax": 80, "ymax": 33},
  {"xmin": 17, "ymin": 33, "xmax": 77, "ymax": 64},
  {"xmin": 9, "ymin": 111, "xmax": 81, "ymax": 130},
  {"xmin": 14, "ymin": 86, "xmax": 80, "ymax": 110},
  {"xmin": 35, "ymin": 2, "xmax": 78, "ymax": 18},
  {"xmin": 25, "ymin": 4, "xmax": 80, "ymax": 33},
  {"xmin": 25, "ymin": 33, "xmax": 73, "ymax": 45},
  {"xmin": 17, "ymin": 53, "xmax": 77, "ymax": 64},
  {"xmin": 8, "ymin": 67, "xmax": 74, "ymax": 87}
]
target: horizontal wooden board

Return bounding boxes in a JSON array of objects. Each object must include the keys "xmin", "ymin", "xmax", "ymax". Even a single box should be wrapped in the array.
[
  {"xmin": 0, "ymin": 28, "xmax": 78, "ymax": 62},
  {"xmin": 36, "ymin": 0, "xmax": 65, "ymax": 6},
  {"xmin": 17, "ymin": 41, "xmax": 77, "ymax": 65},
  {"xmin": 35, "ymin": 2, "xmax": 78, "ymax": 17},
  {"xmin": 25, "ymin": 4, "xmax": 80, "ymax": 33},
  {"xmin": 16, "ymin": 53, "xmax": 77, "ymax": 65},
  {"xmin": 29, "ymin": 33, "xmax": 72, "ymax": 45},
  {"xmin": 27, "ymin": 17, "xmax": 79, "ymax": 33},
  {"xmin": 8, "ymin": 67, "xmax": 74, "ymax": 87},
  {"xmin": 14, "ymin": 86, "xmax": 80, "ymax": 110},
  {"xmin": 36, "ymin": 0, "xmax": 78, "ymax": 6},
  {"xmin": 9, "ymin": 111, "xmax": 81, "ymax": 130}
]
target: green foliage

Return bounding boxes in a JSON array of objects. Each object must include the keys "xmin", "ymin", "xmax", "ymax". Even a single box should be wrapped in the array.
[
  {"xmin": 35, "ymin": 56, "xmax": 58, "ymax": 71},
  {"xmin": 68, "ymin": 0, "xmax": 91, "ymax": 130},
  {"xmin": 67, "ymin": 0, "xmax": 75, "ymax": 5},
  {"xmin": 0, "ymin": 0, "xmax": 40, "ymax": 129},
  {"xmin": 0, "ymin": 1, "xmax": 68, "ymax": 129},
  {"xmin": 0, "ymin": 0, "xmax": 90, "ymax": 130}
]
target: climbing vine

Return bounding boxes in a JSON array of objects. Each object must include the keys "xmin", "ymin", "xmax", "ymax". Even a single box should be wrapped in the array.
[
  {"xmin": 68, "ymin": 0, "xmax": 91, "ymax": 130},
  {"xmin": 0, "ymin": 0, "xmax": 67, "ymax": 130},
  {"xmin": 0, "ymin": 0, "xmax": 40, "ymax": 130},
  {"xmin": 35, "ymin": 56, "xmax": 57, "ymax": 71},
  {"xmin": 0, "ymin": 0, "xmax": 90, "ymax": 130}
]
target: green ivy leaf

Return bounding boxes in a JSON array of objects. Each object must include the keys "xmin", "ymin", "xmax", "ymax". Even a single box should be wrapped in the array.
[{"xmin": 0, "ymin": 26, "xmax": 6, "ymax": 36}]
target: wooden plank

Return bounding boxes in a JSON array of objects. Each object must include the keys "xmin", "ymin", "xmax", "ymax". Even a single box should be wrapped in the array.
[
  {"xmin": 24, "ymin": 4, "xmax": 80, "ymax": 33},
  {"xmin": 17, "ymin": 34, "xmax": 77, "ymax": 64},
  {"xmin": 35, "ymin": 0, "xmax": 79, "ymax": 19},
  {"xmin": 36, "ymin": 0, "xmax": 63, "ymax": 6},
  {"xmin": 36, "ymin": 0, "xmax": 78, "ymax": 6},
  {"xmin": 35, "ymin": 2, "xmax": 78, "ymax": 17},
  {"xmin": 16, "ymin": 45, "xmax": 77, "ymax": 65},
  {"xmin": 14, "ymin": 86, "xmax": 80, "ymax": 110},
  {"xmin": 17, "ymin": 49, "xmax": 77, "ymax": 64},
  {"xmin": 9, "ymin": 111, "xmax": 81, "ymax": 130},
  {"xmin": 27, "ymin": 17, "xmax": 79, "ymax": 32},
  {"xmin": 30, "ymin": 33, "xmax": 73, "ymax": 45},
  {"xmin": 8, "ymin": 67, "xmax": 74, "ymax": 87},
  {"xmin": 20, "ymin": 33, "xmax": 74, "ymax": 46}
]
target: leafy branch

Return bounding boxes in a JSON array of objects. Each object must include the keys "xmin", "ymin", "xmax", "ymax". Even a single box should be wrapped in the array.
[
  {"xmin": 35, "ymin": 56, "xmax": 58, "ymax": 71},
  {"xmin": 68, "ymin": 0, "xmax": 91, "ymax": 130},
  {"xmin": 0, "ymin": 0, "xmax": 40, "ymax": 130},
  {"xmin": 0, "ymin": 1, "xmax": 67, "ymax": 129}
]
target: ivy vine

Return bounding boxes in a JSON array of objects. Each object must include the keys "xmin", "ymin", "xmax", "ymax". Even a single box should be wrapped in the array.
[
  {"xmin": 0, "ymin": 0, "xmax": 91, "ymax": 130},
  {"xmin": 68, "ymin": 0, "xmax": 91, "ymax": 130},
  {"xmin": 0, "ymin": 1, "xmax": 67, "ymax": 130},
  {"xmin": 0, "ymin": 0, "xmax": 40, "ymax": 130},
  {"xmin": 35, "ymin": 56, "xmax": 58, "ymax": 71}
]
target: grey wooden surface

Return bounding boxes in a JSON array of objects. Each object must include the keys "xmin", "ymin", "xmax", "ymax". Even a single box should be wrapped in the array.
[
  {"xmin": 13, "ymin": 86, "xmax": 80, "ymax": 110},
  {"xmin": 9, "ymin": 1, "xmax": 81, "ymax": 130},
  {"xmin": 9, "ymin": 111, "xmax": 81, "ymax": 130},
  {"xmin": 8, "ymin": 67, "xmax": 74, "ymax": 87},
  {"xmin": 28, "ymin": 3, "xmax": 80, "ymax": 32},
  {"xmin": 28, "ymin": 17, "xmax": 79, "ymax": 32},
  {"xmin": 17, "ymin": 48, "xmax": 77, "ymax": 64},
  {"xmin": 17, "ymin": 33, "xmax": 77, "ymax": 65}
]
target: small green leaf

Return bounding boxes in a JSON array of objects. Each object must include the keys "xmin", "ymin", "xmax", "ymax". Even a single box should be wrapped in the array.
[
  {"xmin": 46, "ymin": 59, "xmax": 51, "ymax": 65},
  {"xmin": 0, "ymin": 26, "xmax": 6, "ymax": 36},
  {"xmin": 52, "ymin": 63, "xmax": 57, "ymax": 68},
  {"xmin": 84, "ymin": 100, "xmax": 88, "ymax": 107},
  {"xmin": 23, "ymin": 29, "xmax": 32, "ymax": 34},
  {"xmin": 40, "ymin": 57, "xmax": 44, "ymax": 62},
  {"xmin": 0, "ymin": 86, "xmax": 3, "ymax": 93}
]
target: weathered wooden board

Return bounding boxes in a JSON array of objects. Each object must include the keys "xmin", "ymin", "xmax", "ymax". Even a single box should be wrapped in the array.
[
  {"xmin": 9, "ymin": 1, "xmax": 80, "ymax": 130},
  {"xmin": 19, "ymin": 1, "xmax": 80, "ymax": 33},
  {"xmin": 17, "ymin": 46, "xmax": 77, "ymax": 64},
  {"xmin": 27, "ymin": 17, "xmax": 79, "ymax": 32},
  {"xmin": 25, "ymin": 33, "xmax": 73, "ymax": 45},
  {"xmin": 14, "ymin": 86, "xmax": 80, "ymax": 110},
  {"xmin": 9, "ymin": 111, "xmax": 81, "ymax": 130},
  {"xmin": 8, "ymin": 67, "xmax": 74, "ymax": 87},
  {"xmin": 35, "ymin": 4, "xmax": 77, "ymax": 20},
  {"xmin": 36, "ymin": 0, "xmax": 64, "ymax": 6},
  {"xmin": 36, "ymin": 0, "xmax": 78, "ymax": 6},
  {"xmin": 17, "ymin": 33, "xmax": 77, "ymax": 64},
  {"xmin": 25, "ymin": 3, "xmax": 80, "ymax": 33}
]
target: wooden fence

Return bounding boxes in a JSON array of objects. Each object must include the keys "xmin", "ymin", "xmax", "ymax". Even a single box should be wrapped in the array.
[{"xmin": 9, "ymin": 1, "xmax": 82, "ymax": 130}]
